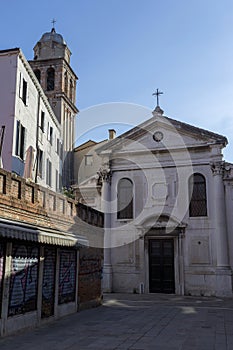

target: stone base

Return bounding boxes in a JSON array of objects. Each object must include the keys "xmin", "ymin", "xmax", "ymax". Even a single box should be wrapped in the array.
[
  {"xmin": 216, "ymin": 267, "xmax": 233, "ymax": 297},
  {"xmin": 102, "ymin": 264, "xmax": 113, "ymax": 293}
]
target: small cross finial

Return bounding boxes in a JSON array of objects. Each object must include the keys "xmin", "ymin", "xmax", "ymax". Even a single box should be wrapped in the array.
[
  {"xmin": 51, "ymin": 18, "xmax": 56, "ymax": 30},
  {"xmin": 152, "ymin": 88, "xmax": 163, "ymax": 107}
]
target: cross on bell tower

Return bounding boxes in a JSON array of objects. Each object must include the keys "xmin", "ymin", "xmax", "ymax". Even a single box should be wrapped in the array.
[{"xmin": 51, "ymin": 18, "xmax": 56, "ymax": 30}]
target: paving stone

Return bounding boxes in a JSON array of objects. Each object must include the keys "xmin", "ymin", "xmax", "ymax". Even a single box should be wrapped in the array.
[{"xmin": 0, "ymin": 293, "xmax": 232, "ymax": 350}]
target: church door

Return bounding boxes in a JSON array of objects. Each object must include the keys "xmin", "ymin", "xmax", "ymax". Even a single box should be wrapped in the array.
[{"xmin": 149, "ymin": 239, "xmax": 175, "ymax": 293}]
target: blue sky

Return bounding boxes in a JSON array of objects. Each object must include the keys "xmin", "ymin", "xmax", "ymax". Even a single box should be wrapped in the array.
[{"xmin": 1, "ymin": 0, "xmax": 233, "ymax": 160}]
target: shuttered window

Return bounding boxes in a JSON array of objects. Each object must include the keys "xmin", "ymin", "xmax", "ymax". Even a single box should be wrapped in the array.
[
  {"xmin": 15, "ymin": 120, "xmax": 26, "ymax": 160},
  {"xmin": 8, "ymin": 243, "xmax": 39, "ymax": 316},
  {"xmin": 58, "ymin": 250, "xmax": 76, "ymax": 304},
  {"xmin": 46, "ymin": 159, "xmax": 52, "ymax": 187},
  {"xmin": 42, "ymin": 247, "xmax": 56, "ymax": 318}
]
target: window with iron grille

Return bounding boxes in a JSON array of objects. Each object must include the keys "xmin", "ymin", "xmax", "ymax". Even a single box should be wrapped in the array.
[
  {"xmin": 189, "ymin": 173, "xmax": 207, "ymax": 217},
  {"xmin": 117, "ymin": 178, "xmax": 133, "ymax": 219}
]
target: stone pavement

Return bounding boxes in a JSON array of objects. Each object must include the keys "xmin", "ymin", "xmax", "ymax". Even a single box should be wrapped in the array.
[{"xmin": 0, "ymin": 293, "xmax": 233, "ymax": 350}]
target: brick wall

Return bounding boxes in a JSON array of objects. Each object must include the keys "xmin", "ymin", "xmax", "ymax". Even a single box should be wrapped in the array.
[
  {"xmin": 0, "ymin": 168, "xmax": 103, "ymax": 231},
  {"xmin": 0, "ymin": 168, "xmax": 104, "ymax": 317},
  {"xmin": 78, "ymin": 247, "xmax": 103, "ymax": 310}
]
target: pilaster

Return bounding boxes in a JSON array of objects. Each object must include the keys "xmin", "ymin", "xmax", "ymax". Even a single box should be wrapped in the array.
[
  {"xmin": 211, "ymin": 161, "xmax": 232, "ymax": 297},
  {"xmin": 98, "ymin": 168, "xmax": 113, "ymax": 292}
]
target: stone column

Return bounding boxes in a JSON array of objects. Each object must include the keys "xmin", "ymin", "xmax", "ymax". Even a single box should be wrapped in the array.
[
  {"xmin": 211, "ymin": 162, "xmax": 232, "ymax": 296},
  {"xmin": 99, "ymin": 168, "xmax": 113, "ymax": 292}
]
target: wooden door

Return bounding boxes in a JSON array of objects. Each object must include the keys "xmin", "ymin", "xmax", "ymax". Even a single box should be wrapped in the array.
[{"xmin": 149, "ymin": 239, "xmax": 175, "ymax": 293}]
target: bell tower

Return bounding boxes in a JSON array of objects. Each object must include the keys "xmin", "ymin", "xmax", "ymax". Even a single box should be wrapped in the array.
[{"xmin": 29, "ymin": 25, "xmax": 78, "ymax": 187}]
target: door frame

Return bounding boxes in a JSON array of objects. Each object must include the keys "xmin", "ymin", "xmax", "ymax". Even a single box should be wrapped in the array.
[{"xmin": 144, "ymin": 231, "xmax": 185, "ymax": 295}]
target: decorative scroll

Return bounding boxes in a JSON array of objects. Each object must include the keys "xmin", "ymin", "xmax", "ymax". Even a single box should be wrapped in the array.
[
  {"xmin": 8, "ymin": 243, "xmax": 39, "ymax": 317},
  {"xmin": 97, "ymin": 168, "xmax": 112, "ymax": 184},
  {"xmin": 211, "ymin": 161, "xmax": 224, "ymax": 176},
  {"xmin": 58, "ymin": 250, "xmax": 76, "ymax": 304},
  {"xmin": 41, "ymin": 247, "xmax": 56, "ymax": 318}
]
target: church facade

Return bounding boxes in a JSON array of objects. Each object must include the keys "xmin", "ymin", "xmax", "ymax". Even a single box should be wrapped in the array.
[{"xmin": 75, "ymin": 106, "xmax": 233, "ymax": 297}]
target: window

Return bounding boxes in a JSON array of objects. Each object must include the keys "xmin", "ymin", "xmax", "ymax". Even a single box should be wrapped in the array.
[
  {"xmin": 19, "ymin": 73, "xmax": 21, "ymax": 95},
  {"xmin": 34, "ymin": 69, "xmax": 41, "ymax": 83},
  {"xmin": 85, "ymin": 155, "xmax": 93, "ymax": 166},
  {"xmin": 40, "ymin": 111, "xmax": 45, "ymax": 132},
  {"xmin": 56, "ymin": 170, "xmax": 59, "ymax": 192},
  {"xmin": 22, "ymin": 79, "xmax": 27, "ymax": 105},
  {"xmin": 117, "ymin": 178, "xmax": 133, "ymax": 219},
  {"xmin": 189, "ymin": 173, "xmax": 207, "ymax": 217},
  {"xmin": 69, "ymin": 79, "xmax": 73, "ymax": 100},
  {"xmin": 15, "ymin": 121, "xmax": 25, "ymax": 160},
  {"xmin": 49, "ymin": 127, "xmax": 53, "ymax": 145},
  {"xmin": 59, "ymin": 174, "xmax": 62, "ymax": 191},
  {"xmin": 56, "ymin": 138, "xmax": 60, "ymax": 155},
  {"xmin": 47, "ymin": 68, "xmax": 55, "ymax": 91},
  {"xmin": 64, "ymin": 72, "xmax": 68, "ymax": 94},
  {"xmin": 60, "ymin": 143, "xmax": 63, "ymax": 160},
  {"xmin": 38, "ymin": 149, "xmax": 43, "ymax": 178},
  {"xmin": 46, "ymin": 159, "xmax": 52, "ymax": 187}
]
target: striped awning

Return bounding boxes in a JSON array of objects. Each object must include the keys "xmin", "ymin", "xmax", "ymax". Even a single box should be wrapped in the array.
[{"xmin": 0, "ymin": 218, "xmax": 88, "ymax": 247}]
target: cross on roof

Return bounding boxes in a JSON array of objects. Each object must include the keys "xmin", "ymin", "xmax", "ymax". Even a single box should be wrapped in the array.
[
  {"xmin": 152, "ymin": 89, "xmax": 163, "ymax": 107},
  {"xmin": 51, "ymin": 18, "xmax": 56, "ymax": 30}
]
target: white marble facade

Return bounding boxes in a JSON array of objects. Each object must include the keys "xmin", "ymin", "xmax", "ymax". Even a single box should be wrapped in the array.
[{"xmin": 88, "ymin": 107, "xmax": 233, "ymax": 297}]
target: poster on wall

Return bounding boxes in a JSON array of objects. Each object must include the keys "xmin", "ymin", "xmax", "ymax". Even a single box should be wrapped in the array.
[{"xmin": 8, "ymin": 243, "xmax": 39, "ymax": 317}]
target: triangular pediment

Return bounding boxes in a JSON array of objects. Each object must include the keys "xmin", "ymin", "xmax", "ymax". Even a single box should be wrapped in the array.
[{"xmin": 97, "ymin": 112, "xmax": 227, "ymax": 154}]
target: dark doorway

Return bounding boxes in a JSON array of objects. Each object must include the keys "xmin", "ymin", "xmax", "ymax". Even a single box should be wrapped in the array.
[{"xmin": 149, "ymin": 239, "xmax": 175, "ymax": 293}]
